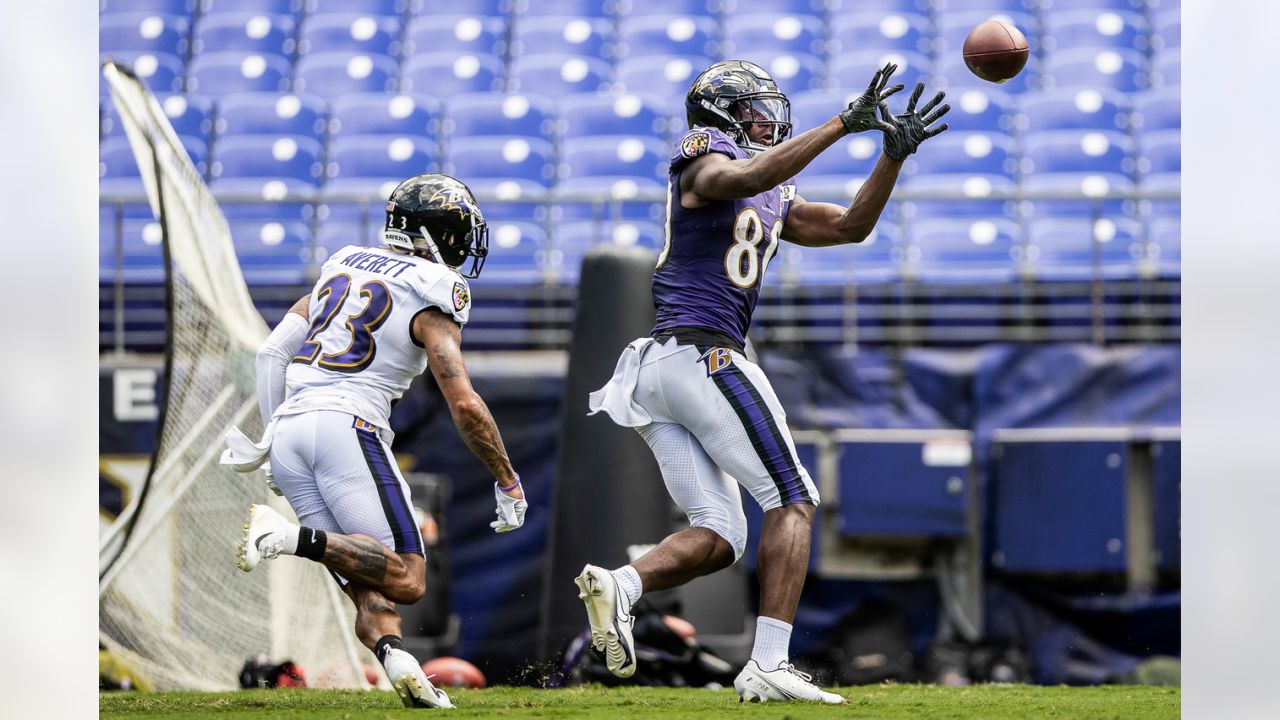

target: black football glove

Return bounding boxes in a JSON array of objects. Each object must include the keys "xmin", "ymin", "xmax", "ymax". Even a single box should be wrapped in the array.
[
  {"xmin": 839, "ymin": 62, "xmax": 905, "ymax": 134},
  {"xmin": 880, "ymin": 82, "xmax": 950, "ymax": 161}
]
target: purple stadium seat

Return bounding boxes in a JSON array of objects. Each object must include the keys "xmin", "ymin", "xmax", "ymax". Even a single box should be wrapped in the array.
[
  {"xmin": 1026, "ymin": 217, "xmax": 1141, "ymax": 281},
  {"xmin": 227, "ymin": 220, "xmax": 311, "ymax": 285},
  {"xmin": 613, "ymin": 0, "xmax": 715, "ymax": 18},
  {"xmin": 746, "ymin": 52, "xmax": 825, "ymax": 92},
  {"xmin": 907, "ymin": 218, "xmax": 1022, "ymax": 283},
  {"xmin": 615, "ymin": 55, "xmax": 712, "ymax": 100},
  {"xmin": 324, "ymin": 135, "xmax": 440, "ymax": 197},
  {"xmin": 102, "ymin": 0, "xmax": 196, "ymax": 13},
  {"xmin": 775, "ymin": 222, "xmax": 904, "ymax": 285},
  {"xmin": 446, "ymin": 93, "xmax": 556, "ymax": 138},
  {"xmin": 1022, "ymin": 129, "xmax": 1136, "ymax": 216},
  {"xmin": 939, "ymin": 87, "xmax": 1015, "ymax": 133},
  {"xmin": 795, "ymin": 134, "xmax": 886, "ymax": 197},
  {"xmin": 403, "ymin": 15, "xmax": 507, "ymax": 57},
  {"xmin": 210, "ymin": 134, "xmax": 325, "ymax": 200},
  {"xmin": 401, "ymin": 53, "xmax": 504, "ymax": 96},
  {"xmin": 1043, "ymin": 48, "xmax": 1147, "ymax": 93},
  {"xmin": 829, "ymin": 50, "xmax": 930, "ymax": 95},
  {"xmin": 828, "ymin": 0, "xmax": 926, "ymax": 15},
  {"xmin": 1152, "ymin": 9, "xmax": 1180, "ymax": 52},
  {"xmin": 1152, "ymin": 50, "xmax": 1179, "ymax": 89},
  {"xmin": 933, "ymin": 11, "xmax": 1037, "ymax": 57},
  {"xmin": 304, "ymin": 0, "xmax": 404, "ymax": 18},
  {"xmin": 100, "ymin": 52, "xmax": 186, "ymax": 95},
  {"xmin": 298, "ymin": 14, "xmax": 402, "ymax": 56},
  {"xmin": 1132, "ymin": 87, "xmax": 1179, "ymax": 132},
  {"xmin": 192, "ymin": 13, "xmax": 296, "ymax": 55},
  {"xmin": 187, "ymin": 52, "xmax": 291, "ymax": 94},
  {"xmin": 617, "ymin": 16, "xmax": 718, "ymax": 60},
  {"xmin": 1042, "ymin": 9, "xmax": 1148, "ymax": 53},
  {"xmin": 100, "ymin": 13, "xmax": 190, "ymax": 56},
  {"xmin": 934, "ymin": 52, "xmax": 1040, "ymax": 95},
  {"xmin": 507, "ymin": 55, "xmax": 612, "ymax": 96},
  {"xmin": 293, "ymin": 53, "xmax": 399, "ymax": 99},
  {"xmin": 417, "ymin": 0, "xmax": 508, "ymax": 17},
  {"xmin": 216, "ymin": 92, "xmax": 328, "ymax": 139},
  {"xmin": 103, "ymin": 94, "xmax": 215, "ymax": 143},
  {"xmin": 199, "ymin": 0, "xmax": 302, "ymax": 16},
  {"xmin": 1140, "ymin": 129, "xmax": 1180, "ymax": 195},
  {"xmin": 516, "ymin": 17, "xmax": 615, "ymax": 60},
  {"xmin": 1018, "ymin": 88, "xmax": 1132, "ymax": 133},
  {"xmin": 721, "ymin": 0, "xmax": 824, "ymax": 13},
  {"xmin": 329, "ymin": 93, "xmax": 441, "ymax": 138},
  {"xmin": 558, "ymin": 93, "xmax": 669, "ymax": 140},
  {"xmin": 553, "ymin": 220, "xmax": 665, "ymax": 282},
  {"xmin": 904, "ymin": 132, "xmax": 1017, "ymax": 195},
  {"xmin": 516, "ymin": 0, "xmax": 611, "ymax": 18},
  {"xmin": 478, "ymin": 221, "xmax": 547, "ymax": 284},
  {"xmin": 830, "ymin": 12, "xmax": 933, "ymax": 55},
  {"xmin": 722, "ymin": 14, "xmax": 826, "ymax": 57},
  {"xmin": 445, "ymin": 136, "xmax": 556, "ymax": 198}
]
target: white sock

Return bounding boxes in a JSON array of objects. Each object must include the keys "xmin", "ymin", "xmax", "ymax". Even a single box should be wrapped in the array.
[
  {"xmin": 751, "ymin": 616, "xmax": 792, "ymax": 671},
  {"xmin": 282, "ymin": 523, "xmax": 300, "ymax": 554},
  {"xmin": 610, "ymin": 565, "xmax": 643, "ymax": 607}
]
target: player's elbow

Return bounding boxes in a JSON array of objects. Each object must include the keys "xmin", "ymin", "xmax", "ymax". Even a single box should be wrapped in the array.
[
  {"xmin": 390, "ymin": 574, "xmax": 426, "ymax": 605},
  {"xmin": 449, "ymin": 394, "xmax": 485, "ymax": 427}
]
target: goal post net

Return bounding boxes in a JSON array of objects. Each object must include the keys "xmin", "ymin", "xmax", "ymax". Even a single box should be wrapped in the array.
[{"xmin": 98, "ymin": 60, "xmax": 368, "ymax": 691}]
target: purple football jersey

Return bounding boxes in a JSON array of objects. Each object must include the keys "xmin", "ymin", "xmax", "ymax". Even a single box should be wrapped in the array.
[{"xmin": 651, "ymin": 127, "xmax": 797, "ymax": 349}]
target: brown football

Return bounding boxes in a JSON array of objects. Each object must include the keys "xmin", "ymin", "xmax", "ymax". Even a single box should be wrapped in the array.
[{"xmin": 962, "ymin": 20, "xmax": 1029, "ymax": 84}]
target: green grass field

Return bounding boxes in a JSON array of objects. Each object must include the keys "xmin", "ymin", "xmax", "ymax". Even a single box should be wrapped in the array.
[{"xmin": 101, "ymin": 685, "xmax": 1180, "ymax": 719}]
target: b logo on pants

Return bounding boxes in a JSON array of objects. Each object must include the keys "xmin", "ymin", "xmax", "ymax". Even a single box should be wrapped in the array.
[{"xmin": 698, "ymin": 347, "xmax": 734, "ymax": 376}]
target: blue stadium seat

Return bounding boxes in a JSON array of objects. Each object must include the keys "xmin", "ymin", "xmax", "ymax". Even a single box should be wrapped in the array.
[
  {"xmin": 329, "ymin": 93, "xmax": 441, "ymax": 137},
  {"xmin": 613, "ymin": 0, "xmax": 715, "ymax": 18},
  {"xmin": 324, "ymin": 135, "xmax": 440, "ymax": 197},
  {"xmin": 101, "ymin": 135, "xmax": 210, "ymax": 193},
  {"xmin": 417, "ymin": 0, "xmax": 508, "ymax": 17},
  {"xmin": 827, "ymin": 0, "xmax": 926, "ymax": 14},
  {"xmin": 553, "ymin": 220, "xmax": 664, "ymax": 281},
  {"xmin": 478, "ymin": 221, "xmax": 548, "ymax": 284},
  {"xmin": 1145, "ymin": 216, "xmax": 1179, "ymax": 277},
  {"xmin": 1026, "ymin": 217, "xmax": 1141, "ymax": 281},
  {"xmin": 294, "ymin": 53, "xmax": 398, "ymax": 98},
  {"xmin": 403, "ymin": 15, "xmax": 507, "ymax": 56},
  {"xmin": 516, "ymin": 0, "xmax": 611, "ymax": 18},
  {"xmin": 830, "ymin": 50, "xmax": 930, "ymax": 96},
  {"xmin": 747, "ymin": 52, "xmax": 825, "ymax": 92},
  {"xmin": 102, "ymin": 0, "xmax": 196, "ymax": 13},
  {"xmin": 216, "ymin": 92, "xmax": 327, "ymax": 139},
  {"xmin": 103, "ymin": 94, "xmax": 215, "ymax": 142},
  {"xmin": 187, "ymin": 52, "xmax": 290, "ymax": 94},
  {"xmin": 445, "ymin": 136, "xmax": 556, "ymax": 198},
  {"xmin": 788, "ymin": 90, "xmax": 847, "ymax": 134},
  {"xmin": 559, "ymin": 93, "xmax": 668, "ymax": 140},
  {"xmin": 723, "ymin": 14, "xmax": 826, "ymax": 57},
  {"xmin": 940, "ymin": 86, "xmax": 1015, "ymax": 132},
  {"xmin": 830, "ymin": 12, "xmax": 933, "ymax": 55},
  {"xmin": 1043, "ymin": 48, "xmax": 1147, "ymax": 93},
  {"xmin": 721, "ymin": 0, "xmax": 824, "ymax": 12},
  {"xmin": 116, "ymin": 219, "xmax": 167, "ymax": 283},
  {"xmin": 304, "ymin": 0, "xmax": 404, "ymax": 18},
  {"xmin": 1132, "ymin": 87, "xmax": 1179, "ymax": 131},
  {"xmin": 930, "ymin": 0, "xmax": 1035, "ymax": 10},
  {"xmin": 1152, "ymin": 50, "xmax": 1179, "ymax": 88},
  {"xmin": 934, "ymin": 11, "xmax": 1037, "ymax": 58},
  {"xmin": 1022, "ymin": 130, "xmax": 1135, "ymax": 215},
  {"xmin": 198, "ymin": 0, "xmax": 302, "ymax": 15},
  {"xmin": 907, "ymin": 218, "xmax": 1022, "ymax": 283},
  {"xmin": 227, "ymin": 220, "xmax": 311, "ymax": 285},
  {"xmin": 192, "ymin": 13, "xmax": 296, "ymax": 55},
  {"xmin": 776, "ymin": 223, "xmax": 904, "ymax": 285},
  {"xmin": 315, "ymin": 219, "xmax": 384, "ymax": 257},
  {"xmin": 298, "ymin": 14, "xmax": 402, "ymax": 56},
  {"xmin": 934, "ymin": 53, "xmax": 1039, "ymax": 94},
  {"xmin": 1042, "ymin": 9, "xmax": 1148, "ymax": 53},
  {"xmin": 507, "ymin": 55, "xmax": 612, "ymax": 96},
  {"xmin": 1037, "ymin": 0, "xmax": 1145, "ymax": 10},
  {"xmin": 905, "ymin": 132, "xmax": 1017, "ymax": 197},
  {"xmin": 401, "ymin": 53, "xmax": 504, "ymax": 95},
  {"xmin": 617, "ymin": 16, "xmax": 718, "ymax": 60},
  {"xmin": 516, "ymin": 17, "xmax": 614, "ymax": 60},
  {"xmin": 795, "ymin": 134, "xmax": 885, "ymax": 197},
  {"xmin": 615, "ymin": 56, "xmax": 711, "ymax": 100},
  {"xmin": 100, "ymin": 52, "xmax": 185, "ymax": 95},
  {"xmin": 1140, "ymin": 129, "xmax": 1179, "ymax": 195},
  {"xmin": 557, "ymin": 136, "xmax": 667, "ymax": 206},
  {"xmin": 210, "ymin": 135, "xmax": 324, "ymax": 199},
  {"xmin": 1152, "ymin": 9, "xmax": 1180, "ymax": 52},
  {"xmin": 100, "ymin": 13, "xmax": 190, "ymax": 56},
  {"xmin": 446, "ymin": 92, "xmax": 556, "ymax": 138},
  {"xmin": 1019, "ymin": 88, "xmax": 1131, "ymax": 133}
]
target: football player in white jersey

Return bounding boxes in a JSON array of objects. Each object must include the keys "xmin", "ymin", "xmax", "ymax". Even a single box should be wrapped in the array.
[{"xmin": 221, "ymin": 174, "xmax": 526, "ymax": 709}]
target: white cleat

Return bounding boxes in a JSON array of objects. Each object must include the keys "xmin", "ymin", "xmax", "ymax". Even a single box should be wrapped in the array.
[
  {"xmin": 734, "ymin": 660, "xmax": 846, "ymax": 704},
  {"xmin": 384, "ymin": 648, "xmax": 454, "ymax": 709},
  {"xmin": 235, "ymin": 503, "xmax": 291, "ymax": 573},
  {"xmin": 574, "ymin": 564, "xmax": 637, "ymax": 679}
]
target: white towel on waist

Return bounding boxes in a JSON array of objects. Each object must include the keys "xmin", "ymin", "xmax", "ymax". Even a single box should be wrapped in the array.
[
  {"xmin": 220, "ymin": 417, "xmax": 278, "ymax": 472},
  {"xmin": 587, "ymin": 337, "xmax": 654, "ymax": 427}
]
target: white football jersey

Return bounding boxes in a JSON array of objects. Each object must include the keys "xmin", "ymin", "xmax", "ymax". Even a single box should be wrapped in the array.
[{"xmin": 275, "ymin": 244, "xmax": 471, "ymax": 431}]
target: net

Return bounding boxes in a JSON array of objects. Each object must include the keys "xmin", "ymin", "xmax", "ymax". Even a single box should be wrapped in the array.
[{"xmin": 98, "ymin": 61, "xmax": 369, "ymax": 691}]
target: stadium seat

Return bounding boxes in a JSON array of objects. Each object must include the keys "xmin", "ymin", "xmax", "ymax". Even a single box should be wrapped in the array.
[
  {"xmin": 1132, "ymin": 87, "xmax": 1180, "ymax": 131},
  {"xmin": 507, "ymin": 55, "xmax": 612, "ymax": 96},
  {"xmin": 187, "ymin": 52, "xmax": 290, "ymax": 94},
  {"xmin": 557, "ymin": 137, "xmax": 667, "ymax": 220},
  {"xmin": 788, "ymin": 90, "xmax": 849, "ymax": 135},
  {"xmin": 830, "ymin": 12, "xmax": 933, "ymax": 55},
  {"xmin": 103, "ymin": 94, "xmax": 215, "ymax": 143},
  {"xmin": 613, "ymin": 0, "xmax": 716, "ymax": 18},
  {"xmin": 476, "ymin": 221, "xmax": 547, "ymax": 283},
  {"xmin": 210, "ymin": 135, "xmax": 325, "ymax": 199},
  {"xmin": 907, "ymin": 218, "xmax": 1022, "ymax": 283},
  {"xmin": 403, "ymin": 15, "xmax": 507, "ymax": 57},
  {"xmin": 776, "ymin": 222, "xmax": 904, "ymax": 285},
  {"xmin": 445, "ymin": 136, "xmax": 556, "ymax": 199},
  {"xmin": 830, "ymin": 50, "xmax": 929, "ymax": 95},
  {"xmin": 328, "ymin": 92, "xmax": 441, "ymax": 138},
  {"xmin": 401, "ymin": 53, "xmax": 504, "ymax": 96},
  {"xmin": 747, "ymin": 52, "xmax": 825, "ymax": 92},
  {"xmin": 101, "ymin": 135, "xmax": 210, "ymax": 195},
  {"xmin": 616, "ymin": 16, "xmax": 719, "ymax": 60},
  {"xmin": 930, "ymin": 0, "xmax": 1035, "ymax": 10},
  {"xmin": 293, "ymin": 53, "xmax": 398, "ymax": 98},
  {"xmin": 1042, "ymin": 48, "xmax": 1147, "ymax": 93},
  {"xmin": 827, "ymin": 0, "xmax": 926, "ymax": 15},
  {"xmin": 904, "ymin": 131, "xmax": 1018, "ymax": 202},
  {"xmin": 227, "ymin": 220, "xmax": 311, "ymax": 285},
  {"xmin": 722, "ymin": 14, "xmax": 826, "ymax": 57},
  {"xmin": 939, "ymin": 87, "xmax": 1015, "ymax": 132},
  {"xmin": 933, "ymin": 11, "xmax": 1037, "ymax": 57},
  {"xmin": 102, "ymin": 0, "xmax": 196, "ymax": 14},
  {"xmin": 100, "ymin": 13, "xmax": 190, "ymax": 56},
  {"xmin": 216, "ymin": 92, "xmax": 327, "ymax": 140},
  {"xmin": 615, "ymin": 56, "xmax": 712, "ymax": 100},
  {"xmin": 198, "ymin": 0, "xmax": 302, "ymax": 16},
  {"xmin": 100, "ymin": 52, "xmax": 185, "ymax": 95},
  {"xmin": 515, "ymin": 17, "xmax": 615, "ymax": 60},
  {"xmin": 559, "ymin": 93, "xmax": 668, "ymax": 141},
  {"xmin": 1042, "ymin": 9, "xmax": 1148, "ymax": 53},
  {"xmin": 722, "ymin": 0, "xmax": 826, "ymax": 12},
  {"xmin": 1037, "ymin": 0, "xmax": 1145, "ymax": 10},
  {"xmin": 117, "ymin": 219, "xmax": 167, "ymax": 283},
  {"xmin": 1018, "ymin": 88, "xmax": 1131, "ymax": 133},
  {"xmin": 315, "ymin": 218, "xmax": 385, "ymax": 257},
  {"xmin": 446, "ymin": 93, "xmax": 556, "ymax": 138},
  {"xmin": 191, "ymin": 13, "xmax": 296, "ymax": 55},
  {"xmin": 516, "ymin": 0, "xmax": 612, "ymax": 18},
  {"xmin": 1025, "ymin": 217, "xmax": 1141, "ymax": 281},
  {"xmin": 1145, "ymin": 216, "xmax": 1180, "ymax": 278},
  {"xmin": 324, "ymin": 135, "xmax": 440, "ymax": 197},
  {"xmin": 1022, "ymin": 130, "xmax": 1136, "ymax": 216},
  {"xmin": 298, "ymin": 14, "xmax": 402, "ymax": 56},
  {"xmin": 1140, "ymin": 129, "xmax": 1180, "ymax": 195},
  {"xmin": 1152, "ymin": 50, "xmax": 1179, "ymax": 88},
  {"xmin": 304, "ymin": 0, "xmax": 404, "ymax": 18},
  {"xmin": 934, "ymin": 53, "xmax": 1039, "ymax": 95},
  {"xmin": 1152, "ymin": 9, "xmax": 1180, "ymax": 52},
  {"xmin": 553, "ymin": 220, "xmax": 664, "ymax": 281},
  {"xmin": 795, "ymin": 134, "xmax": 885, "ymax": 197},
  {"xmin": 417, "ymin": 0, "xmax": 508, "ymax": 17}
]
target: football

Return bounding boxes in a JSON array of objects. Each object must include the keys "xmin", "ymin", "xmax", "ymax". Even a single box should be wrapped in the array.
[
  {"xmin": 962, "ymin": 20, "xmax": 1030, "ymax": 84},
  {"xmin": 421, "ymin": 656, "xmax": 487, "ymax": 688}
]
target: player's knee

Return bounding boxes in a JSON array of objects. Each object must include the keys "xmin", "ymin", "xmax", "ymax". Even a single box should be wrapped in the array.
[{"xmin": 690, "ymin": 511, "xmax": 747, "ymax": 565}]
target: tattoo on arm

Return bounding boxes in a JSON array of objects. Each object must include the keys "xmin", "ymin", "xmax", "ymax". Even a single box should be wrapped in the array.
[
  {"xmin": 457, "ymin": 395, "xmax": 515, "ymax": 483},
  {"xmin": 322, "ymin": 534, "xmax": 392, "ymax": 588},
  {"xmin": 429, "ymin": 340, "xmax": 464, "ymax": 379}
]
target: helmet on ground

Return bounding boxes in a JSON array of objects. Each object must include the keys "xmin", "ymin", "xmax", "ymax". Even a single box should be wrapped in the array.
[
  {"xmin": 685, "ymin": 60, "xmax": 793, "ymax": 154},
  {"xmin": 384, "ymin": 173, "xmax": 488, "ymax": 278}
]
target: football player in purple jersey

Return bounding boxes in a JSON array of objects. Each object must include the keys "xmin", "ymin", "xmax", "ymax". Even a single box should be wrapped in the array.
[{"xmin": 580, "ymin": 60, "xmax": 948, "ymax": 703}]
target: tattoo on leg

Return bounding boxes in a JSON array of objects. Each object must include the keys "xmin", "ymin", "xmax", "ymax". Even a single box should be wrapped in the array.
[{"xmin": 323, "ymin": 534, "xmax": 394, "ymax": 588}]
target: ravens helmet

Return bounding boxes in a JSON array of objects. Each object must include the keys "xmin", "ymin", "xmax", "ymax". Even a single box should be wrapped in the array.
[
  {"xmin": 685, "ymin": 60, "xmax": 793, "ymax": 154},
  {"xmin": 384, "ymin": 173, "xmax": 489, "ymax": 278}
]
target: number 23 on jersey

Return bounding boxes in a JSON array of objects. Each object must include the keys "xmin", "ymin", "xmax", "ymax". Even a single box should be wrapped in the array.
[{"xmin": 293, "ymin": 274, "xmax": 393, "ymax": 373}]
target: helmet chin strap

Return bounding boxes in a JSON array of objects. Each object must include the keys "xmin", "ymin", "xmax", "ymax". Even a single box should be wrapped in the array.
[{"xmin": 417, "ymin": 225, "xmax": 448, "ymax": 267}]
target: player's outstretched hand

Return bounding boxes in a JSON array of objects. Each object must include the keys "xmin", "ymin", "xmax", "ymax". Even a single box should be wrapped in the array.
[
  {"xmin": 490, "ymin": 480, "xmax": 527, "ymax": 533},
  {"xmin": 839, "ymin": 62, "xmax": 905, "ymax": 134},
  {"xmin": 880, "ymin": 82, "xmax": 950, "ymax": 161}
]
